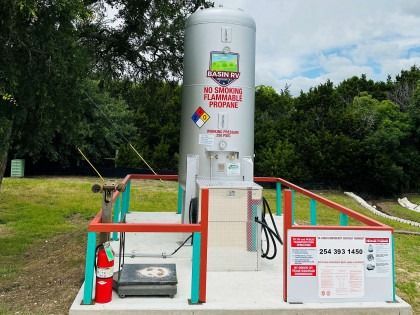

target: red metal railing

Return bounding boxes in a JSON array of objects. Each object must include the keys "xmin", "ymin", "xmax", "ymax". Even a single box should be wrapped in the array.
[
  {"xmin": 85, "ymin": 174, "xmax": 393, "ymax": 305},
  {"xmin": 254, "ymin": 176, "xmax": 389, "ymax": 228}
]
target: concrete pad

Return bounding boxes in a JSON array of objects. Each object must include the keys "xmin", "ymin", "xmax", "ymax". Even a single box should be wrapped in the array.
[{"xmin": 69, "ymin": 212, "xmax": 412, "ymax": 315}]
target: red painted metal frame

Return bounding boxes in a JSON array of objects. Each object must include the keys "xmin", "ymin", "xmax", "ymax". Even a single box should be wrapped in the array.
[
  {"xmin": 255, "ymin": 176, "xmax": 389, "ymax": 228},
  {"xmin": 87, "ymin": 173, "xmax": 394, "ymax": 304},
  {"xmin": 87, "ymin": 173, "xmax": 210, "ymax": 303},
  {"xmin": 290, "ymin": 225, "xmax": 392, "ymax": 231},
  {"xmin": 88, "ymin": 210, "xmax": 201, "ymax": 232},
  {"xmin": 109, "ymin": 174, "xmax": 388, "ymax": 229}
]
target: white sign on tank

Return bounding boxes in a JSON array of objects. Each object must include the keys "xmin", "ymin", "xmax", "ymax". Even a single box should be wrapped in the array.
[{"xmin": 178, "ymin": 7, "xmax": 256, "ymax": 185}]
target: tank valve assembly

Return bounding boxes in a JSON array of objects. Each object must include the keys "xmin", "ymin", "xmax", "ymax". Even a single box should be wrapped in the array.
[
  {"xmin": 92, "ymin": 181, "xmax": 126, "ymax": 243},
  {"xmin": 92, "ymin": 182, "xmax": 126, "ymax": 203}
]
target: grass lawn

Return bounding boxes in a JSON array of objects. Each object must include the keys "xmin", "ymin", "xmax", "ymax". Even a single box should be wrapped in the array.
[
  {"xmin": 405, "ymin": 194, "xmax": 420, "ymax": 206},
  {"xmin": 0, "ymin": 177, "xmax": 419, "ymax": 314}
]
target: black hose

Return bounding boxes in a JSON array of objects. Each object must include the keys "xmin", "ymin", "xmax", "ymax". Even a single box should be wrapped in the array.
[
  {"xmin": 116, "ymin": 210, "xmax": 127, "ymax": 282},
  {"xmin": 94, "ymin": 244, "xmax": 102, "ymax": 270},
  {"xmin": 115, "ymin": 207, "xmax": 192, "ymax": 262},
  {"xmin": 255, "ymin": 197, "xmax": 283, "ymax": 260},
  {"xmin": 189, "ymin": 197, "xmax": 193, "ymax": 224},
  {"xmin": 164, "ymin": 234, "xmax": 192, "ymax": 258}
]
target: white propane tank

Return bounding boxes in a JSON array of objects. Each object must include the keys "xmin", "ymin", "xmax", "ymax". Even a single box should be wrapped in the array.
[{"xmin": 178, "ymin": 7, "xmax": 256, "ymax": 185}]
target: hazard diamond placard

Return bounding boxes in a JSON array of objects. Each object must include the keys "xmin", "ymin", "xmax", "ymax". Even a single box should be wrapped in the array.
[{"xmin": 192, "ymin": 106, "xmax": 210, "ymax": 128}]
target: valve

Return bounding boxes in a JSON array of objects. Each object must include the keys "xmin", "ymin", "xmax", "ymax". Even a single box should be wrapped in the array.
[
  {"xmin": 92, "ymin": 181, "xmax": 126, "ymax": 203},
  {"xmin": 92, "ymin": 180, "xmax": 126, "ymax": 244}
]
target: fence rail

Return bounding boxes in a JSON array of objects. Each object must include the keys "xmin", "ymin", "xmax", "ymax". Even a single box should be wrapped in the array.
[{"xmin": 83, "ymin": 173, "xmax": 393, "ymax": 306}]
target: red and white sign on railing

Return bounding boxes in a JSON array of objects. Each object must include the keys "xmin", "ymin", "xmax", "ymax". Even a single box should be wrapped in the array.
[
  {"xmin": 287, "ymin": 229, "xmax": 393, "ymax": 302},
  {"xmin": 282, "ymin": 189, "xmax": 394, "ymax": 303}
]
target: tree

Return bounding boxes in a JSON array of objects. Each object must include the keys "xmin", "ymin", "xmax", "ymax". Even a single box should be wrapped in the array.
[
  {"xmin": 75, "ymin": 80, "xmax": 135, "ymax": 165},
  {"xmin": 403, "ymin": 83, "xmax": 420, "ymax": 191},
  {"xmin": 389, "ymin": 65, "xmax": 420, "ymax": 110},
  {"xmin": 0, "ymin": 0, "xmax": 93, "ymax": 186},
  {"xmin": 0, "ymin": 0, "xmax": 212, "ymax": 187},
  {"xmin": 336, "ymin": 74, "xmax": 389, "ymax": 104},
  {"xmin": 346, "ymin": 95, "xmax": 411, "ymax": 194},
  {"xmin": 86, "ymin": 0, "xmax": 213, "ymax": 81},
  {"xmin": 113, "ymin": 79, "xmax": 182, "ymax": 170}
]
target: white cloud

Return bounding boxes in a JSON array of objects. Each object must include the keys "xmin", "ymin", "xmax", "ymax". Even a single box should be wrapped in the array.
[{"xmin": 214, "ymin": 0, "xmax": 420, "ymax": 94}]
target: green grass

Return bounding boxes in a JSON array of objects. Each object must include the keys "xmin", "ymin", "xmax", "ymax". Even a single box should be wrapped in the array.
[
  {"xmin": 0, "ymin": 177, "xmax": 100, "ymax": 279},
  {"xmin": 0, "ymin": 177, "xmax": 419, "ymax": 313},
  {"xmin": 130, "ymin": 180, "xmax": 178, "ymax": 211},
  {"xmin": 211, "ymin": 61, "xmax": 238, "ymax": 72},
  {"xmin": 377, "ymin": 200, "xmax": 420, "ymax": 224},
  {"xmin": 405, "ymin": 195, "xmax": 420, "ymax": 205}
]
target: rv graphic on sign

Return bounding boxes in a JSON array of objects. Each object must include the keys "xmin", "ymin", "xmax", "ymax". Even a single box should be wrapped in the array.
[{"xmin": 206, "ymin": 52, "xmax": 240, "ymax": 86}]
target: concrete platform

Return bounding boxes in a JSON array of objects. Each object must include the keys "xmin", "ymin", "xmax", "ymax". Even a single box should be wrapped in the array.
[{"xmin": 70, "ymin": 212, "xmax": 412, "ymax": 315}]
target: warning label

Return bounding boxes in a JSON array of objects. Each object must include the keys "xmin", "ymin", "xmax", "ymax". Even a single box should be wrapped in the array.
[
  {"xmin": 203, "ymin": 86, "xmax": 243, "ymax": 109},
  {"xmin": 192, "ymin": 107, "xmax": 210, "ymax": 128},
  {"xmin": 290, "ymin": 236, "xmax": 317, "ymax": 277},
  {"xmin": 291, "ymin": 237, "xmax": 317, "ymax": 247},
  {"xmin": 364, "ymin": 237, "xmax": 391, "ymax": 278},
  {"xmin": 291, "ymin": 265, "xmax": 317, "ymax": 276},
  {"xmin": 207, "ymin": 129, "xmax": 239, "ymax": 138}
]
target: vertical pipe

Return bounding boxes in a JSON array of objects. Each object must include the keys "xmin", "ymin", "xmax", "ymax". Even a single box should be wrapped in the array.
[
  {"xmin": 291, "ymin": 189, "xmax": 295, "ymax": 224},
  {"xmin": 339, "ymin": 212, "xmax": 349, "ymax": 226},
  {"xmin": 391, "ymin": 234, "xmax": 396, "ymax": 302},
  {"xmin": 275, "ymin": 182, "xmax": 282, "ymax": 216},
  {"xmin": 126, "ymin": 180, "xmax": 131, "ymax": 214},
  {"xmin": 121, "ymin": 188, "xmax": 127, "ymax": 219},
  {"xmin": 177, "ymin": 184, "xmax": 183, "ymax": 215},
  {"xmin": 99, "ymin": 190, "xmax": 113, "ymax": 244},
  {"xmin": 199, "ymin": 189, "xmax": 209, "ymax": 303},
  {"xmin": 283, "ymin": 189, "xmax": 293, "ymax": 302},
  {"xmin": 112, "ymin": 196, "xmax": 121, "ymax": 241},
  {"xmin": 310, "ymin": 199, "xmax": 317, "ymax": 226},
  {"xmin": 121, "ymin": 180, "xmax": 131, "ymax": 218},
  {"xmin": 190, "ymin": 232, "xmax": 201, "ymax": 304},
  {"xmin": 82, "ymin": 232, "xmax": 96, "ymax": 305}
]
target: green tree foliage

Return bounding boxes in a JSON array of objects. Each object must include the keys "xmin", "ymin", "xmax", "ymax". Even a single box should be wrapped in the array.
[
  {"xmin": 0, "ymin": 0, "xmax": 93, "ymax": 184},
  {"xmin": 254, "ymin": 86, "xmax": 306, "ymax": 180},
  {"xmin": 1, "ymin": 1, "xmax": 419, "ymax": 196},
  {"xmin": 76, "ymin": 80, "xmax": 135, "ymax": 164},
  {"xmin": 336, "ymin": 74, "xmax": 389, "ymax": 104},
  {"xmin": 112, "ymin": 80, "xmax": 182, "ymax": 170},
  {"xmin": 389, "ymin": 65, "xmax": 420, "ymax": 110},
  {"xmin": 348, "ymin": 96, "xmax": 411, "ymax": 194},
  {"xmin": 0, "ymin": 0, "xmax": 209, "ymax": 186},
  {"xmin": 86, "ymin": 0, "xmax": 213, "ymax": 80}
]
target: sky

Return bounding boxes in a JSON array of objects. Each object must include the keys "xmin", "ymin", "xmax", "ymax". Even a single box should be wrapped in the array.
[{"xmin": 213, "ymin": 0, "xmax": 420, "ymax": 95}]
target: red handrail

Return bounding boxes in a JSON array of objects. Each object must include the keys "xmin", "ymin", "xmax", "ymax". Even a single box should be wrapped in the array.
[
  {"xmin": 101, "ymin": 174, "xmax": 389, "ymax": 229},
  {"xmin": 255, "ymin": 176, "xmax": 388, "ymax": 228}
]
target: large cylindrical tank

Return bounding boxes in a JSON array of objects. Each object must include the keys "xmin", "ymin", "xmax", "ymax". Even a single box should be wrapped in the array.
[{"xmin": 178, "ymin": 7, "xmax": 256, "ymax": 184}]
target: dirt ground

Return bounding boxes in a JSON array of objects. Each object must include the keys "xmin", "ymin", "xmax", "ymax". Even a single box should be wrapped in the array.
[{"xmin": 0, "ymin": 229, "xmax": 87, "ymax": 315}]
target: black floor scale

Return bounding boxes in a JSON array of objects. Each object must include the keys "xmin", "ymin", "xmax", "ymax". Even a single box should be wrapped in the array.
[{"xmin": 112, "ymin": 232, "xmax": 178, "ymax": 298}]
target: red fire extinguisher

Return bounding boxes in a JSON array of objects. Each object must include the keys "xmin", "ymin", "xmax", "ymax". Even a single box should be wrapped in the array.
[{"xmin": 95, "ymin": 243, "xmax": 114, "ymax": 303}]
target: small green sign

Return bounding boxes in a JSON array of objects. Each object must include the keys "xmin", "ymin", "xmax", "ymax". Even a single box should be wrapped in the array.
[{"xmin": 103, "ymin": 242, "xmax": 114, "ymax": 261}]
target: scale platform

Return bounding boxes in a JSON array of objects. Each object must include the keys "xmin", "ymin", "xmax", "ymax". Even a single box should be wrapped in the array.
[{"xmin": 113, "ymin": 263, "xmax": 177, "ymax": 298}]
